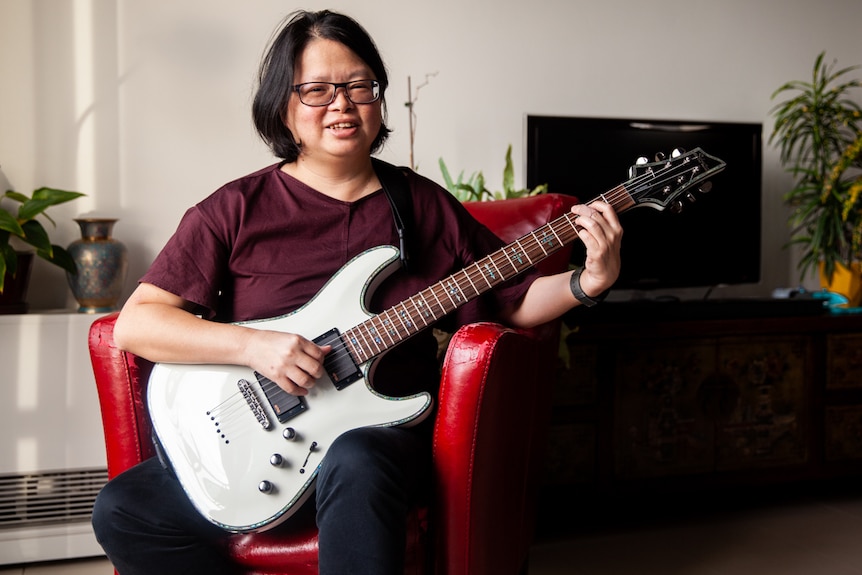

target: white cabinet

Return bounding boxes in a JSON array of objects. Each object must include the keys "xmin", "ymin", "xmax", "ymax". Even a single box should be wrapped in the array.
[{"xmin": 0, "ymin": 312, "xmax": 108, "ymax": 564}]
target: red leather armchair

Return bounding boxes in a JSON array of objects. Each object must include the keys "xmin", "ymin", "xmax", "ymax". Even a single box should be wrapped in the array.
[{"xmin": 88, "ymin": 193, "xmax": 578, "ymax": 575}]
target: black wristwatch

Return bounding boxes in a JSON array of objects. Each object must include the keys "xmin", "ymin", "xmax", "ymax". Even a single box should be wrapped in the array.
[{"xmin": 570, "ymin": 267, "xmax": 609, "ymax": 307}]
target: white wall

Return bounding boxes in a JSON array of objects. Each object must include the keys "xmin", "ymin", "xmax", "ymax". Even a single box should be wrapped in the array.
[{"xmin": 2, "ymin": 0, "xmax": 861, "ymax": 309}]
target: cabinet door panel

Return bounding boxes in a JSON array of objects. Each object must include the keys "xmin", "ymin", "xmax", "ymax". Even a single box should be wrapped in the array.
[
  {"xmin": 614, "ymin": 339, "xmax": 716, "ymax": 478},
  {"xmin": 714, "ymin": 337, "xmax": 809, "ymax": 470}
]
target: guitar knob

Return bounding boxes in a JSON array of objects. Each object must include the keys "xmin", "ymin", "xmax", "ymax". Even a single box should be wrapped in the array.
[
  {"xmin": 270, "ymin": 454, "xmax": 284, "ymax": 467},
  {"xmin": 283, "ymin": 427, "xmax": 297, "ymax": 440},
  {"xmin": 258, "ymin": 480, "xmax": 274, "ymax": 494}
]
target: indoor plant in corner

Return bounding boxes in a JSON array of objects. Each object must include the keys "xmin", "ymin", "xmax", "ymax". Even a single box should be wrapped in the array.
[
  {"xmin": 770, "ymin": 51, "xmax": 862, "ymax": 306},
  {"xmin": 0, "ymin": 185, "xmax": 85, "ymax": 313}
]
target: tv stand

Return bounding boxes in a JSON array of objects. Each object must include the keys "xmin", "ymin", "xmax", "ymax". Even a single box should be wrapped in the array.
[
  {"xmin": 542, "ymin": 311, "xmax": 862, "ymax": 524},
  {"xmin": 570, "ymin": 296, "xmax": 827, "ymax": 322}
]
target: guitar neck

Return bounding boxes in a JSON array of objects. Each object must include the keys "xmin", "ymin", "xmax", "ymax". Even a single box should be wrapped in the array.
[{"xmin": 342, "ymin": 184, "xmax": 636, "ymax": 364}]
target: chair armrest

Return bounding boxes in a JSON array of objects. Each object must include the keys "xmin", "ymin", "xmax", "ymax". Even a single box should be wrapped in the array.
[
  {"xmin": 433, "ymin": 322, "xmax": 555, "ymax": 575},
  {"xmin": 88, "ymin": 312, "xmax": 157, "ymax": 479}
]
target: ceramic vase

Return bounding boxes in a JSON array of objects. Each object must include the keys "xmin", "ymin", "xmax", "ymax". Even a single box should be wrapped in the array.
[{"xmin": 66, "ymin": 218, "xmax": 128, "ymax": 313}]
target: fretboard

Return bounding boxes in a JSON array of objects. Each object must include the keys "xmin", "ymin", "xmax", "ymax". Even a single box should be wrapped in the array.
[{"xmin": 342, "ymin": 184, "xmax": 636, "ymax": 364}]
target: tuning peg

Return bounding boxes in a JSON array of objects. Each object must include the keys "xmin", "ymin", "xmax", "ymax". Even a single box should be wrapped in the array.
[
  {"xmin": 685, "ymin": 191, "xmax": 697, "ymax": 203},
  {"xmin": 671, "ymin": 148, "xmax": 685, "ymax": 158},
  {"xmin": 670, "ymin": 200, "xmax": 684, "ymax": 214},
  {"xmin": 698, "ymin": 182, "xmax": 713, "ymax": 194},
  {"xmin": 654, "ymin": 152, "xmax": 667, "ymax": 162},
  {"xmin": 635, "ymin": 156, "xmax": 649, "ymax": 165}
]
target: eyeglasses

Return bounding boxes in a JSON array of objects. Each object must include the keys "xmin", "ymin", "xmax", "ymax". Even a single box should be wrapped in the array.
[{"xmin": 292, "ymin": 80, "xmax": 381, "ymax": 107}]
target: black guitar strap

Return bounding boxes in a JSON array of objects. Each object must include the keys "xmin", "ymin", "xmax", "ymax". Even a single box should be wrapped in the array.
[{"xmin": 371, "ymin": 157, "xmax": 415, "ymax": 273}]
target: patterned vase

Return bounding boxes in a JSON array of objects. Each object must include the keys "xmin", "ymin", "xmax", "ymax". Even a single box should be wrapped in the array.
[{"xmin": 66, "ymin": 218, "xmax": 128, "ymax": 313}]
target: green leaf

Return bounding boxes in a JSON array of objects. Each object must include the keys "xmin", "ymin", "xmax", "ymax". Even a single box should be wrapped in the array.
[
  {"xmin": 0, "ymin": 209, "xmax": 25, "ymax": 237},
  {"xmin": 19, "ymin": 219, "xmax": 53, "ymax": 252},
  {"xmin": 19, "ymin": 188, "xmax": 85, "ymax": 221},
  {"xmin": 3, "ymin": 190, "xmax": 30, "ymax": 204},
  {"xmin": 37, "ymin": 244, "xmax": 78, "ymax": 275}
]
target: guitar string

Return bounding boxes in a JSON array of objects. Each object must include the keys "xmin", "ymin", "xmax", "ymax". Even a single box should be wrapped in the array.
[{"xmin": 209, "ymin": 152, "xmax": 709, "ymax": 415}]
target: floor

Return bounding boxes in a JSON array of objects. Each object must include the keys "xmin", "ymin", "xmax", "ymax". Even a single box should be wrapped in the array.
[{"xmin": 4, "ymin": 482, "xmax": 862, "ymax": 574}]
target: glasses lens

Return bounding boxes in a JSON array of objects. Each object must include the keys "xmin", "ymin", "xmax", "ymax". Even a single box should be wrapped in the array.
[
  {"xmin": 296, "ymin": 81, "xmax": 380, "ymax": 106},
  {"xmin": 346, "ymin": 80, "xmax": 379, "ymax": 104},
  {"xmin": 297, "ymin": 83, "xmax": 333, "ymax": 106}
]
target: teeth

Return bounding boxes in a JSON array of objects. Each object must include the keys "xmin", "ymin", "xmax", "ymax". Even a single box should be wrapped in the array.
[{"xmin": 330, "ymin": 123, "xmax": 355, "ymax": 129}]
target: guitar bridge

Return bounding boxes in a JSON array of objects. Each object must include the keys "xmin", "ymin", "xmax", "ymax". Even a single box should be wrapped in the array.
[
  {"xmin": 314, "ymin": 328, "xmax": 362, "ymax": 390},
  {"xmin": 238, "ymin": 378, "xmax": 272, "ymax": 429}
]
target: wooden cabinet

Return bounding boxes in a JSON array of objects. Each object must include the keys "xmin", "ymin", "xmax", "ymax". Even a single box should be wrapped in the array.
[{"xmin": 544, "ymin": 310, "xmax": 862, "ymax": 504}]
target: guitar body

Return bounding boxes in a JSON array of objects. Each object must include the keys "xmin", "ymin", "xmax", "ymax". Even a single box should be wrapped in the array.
[{"xmin": 147, "ymin": 246, "xmax": 434, "ymax": 532}]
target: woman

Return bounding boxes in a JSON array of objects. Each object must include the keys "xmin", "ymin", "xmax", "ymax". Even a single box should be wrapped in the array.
[{"xmin": 92, "ymin": 9, "xmax": 622, "ymax": 575}]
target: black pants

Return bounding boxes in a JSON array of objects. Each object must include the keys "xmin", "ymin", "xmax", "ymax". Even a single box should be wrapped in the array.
[{"xmin": 92, "ymin": 426, "xmax": 431, "ymax": 575}]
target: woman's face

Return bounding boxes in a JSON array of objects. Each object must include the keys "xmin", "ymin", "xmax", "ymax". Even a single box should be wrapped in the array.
[{"xmin": 284, "ymin": 38, "xmax": 382, "ymax": 164}]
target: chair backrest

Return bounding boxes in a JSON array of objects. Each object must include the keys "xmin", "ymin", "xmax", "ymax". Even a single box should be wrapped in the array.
[
  {"xmin": 465, "ymin": 193, "xmax": 577, "ymax": 276},
  {"xmin": 89, "ymin": 317, "xmax": 156, "ymax": 479}
]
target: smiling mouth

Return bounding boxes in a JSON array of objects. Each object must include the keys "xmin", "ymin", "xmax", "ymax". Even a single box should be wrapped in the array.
[{"xmin": 329, "ymin": 122, "xmax": 357, "ymax": 130}]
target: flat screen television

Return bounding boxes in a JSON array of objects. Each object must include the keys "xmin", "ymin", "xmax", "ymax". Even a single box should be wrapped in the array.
[{"xmin": 526, "ymin": 115, "xmax": 763, "ymax": 293}]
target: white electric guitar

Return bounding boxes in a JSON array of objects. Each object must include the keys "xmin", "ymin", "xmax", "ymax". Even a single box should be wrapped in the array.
[{"xmin": 147, "ymin": 148, "xmax": 726, "ymax": 532}]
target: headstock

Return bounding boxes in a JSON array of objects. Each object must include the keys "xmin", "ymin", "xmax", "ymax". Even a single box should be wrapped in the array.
[{"xmin": 625, "ymin": 148, "xmax": 726, "ymax": 213}]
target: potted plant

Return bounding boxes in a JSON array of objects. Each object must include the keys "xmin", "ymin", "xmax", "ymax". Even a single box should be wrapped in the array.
[
  {"xmin": 439, "ymin": 144, "xmax": 548, "ymax": 201},
  {"xmin": 0, "ymin": 184, "xmax": 85, "ymax": 311},
  {"xmin": 769, "ymin": 51, "xmax": 862, "ymax": 303}
]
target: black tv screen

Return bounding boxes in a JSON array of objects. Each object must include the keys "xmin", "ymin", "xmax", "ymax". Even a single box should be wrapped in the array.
[{"xmin": 526, "ymin": 115, "xmax": 762, "ymax": 292}]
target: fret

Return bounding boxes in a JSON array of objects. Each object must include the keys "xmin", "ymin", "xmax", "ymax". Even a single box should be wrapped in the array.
[
  {"xmin": 412, "ymin": 294, "xmax": 435, "ymax": 324},
  {"xmin": 462, "ymin": 266, "xmax": 479, "ymax": 298},
  {"xmin": 531, "ymin": 231, "xmax": 547, "ymax": 255},
  {"xmin": 439, "ymin": 277, "xmax": 459, "ymax": 308},
  {"xmin": 473, "ymin": 261, "xmax": 493, "ymax": 289},
  {"xmin": 352, "ymin": 325, "xmax": 374, "ymax": 360},
  {"xmin": 395, "ymin": 303, "xmax": 414, "ymax": 334},
  {"xmin": 446, "ymin": 275, "xmax": 467, "ymax": 303},
  {"xmin": 546, "ymin": 223, "xmax": 563, "ymax": 247},
  {"xmin": 514, "ymin": 240, "xmax": 534, "ymax": 265},
  {"xmin": 365, "ymin": 322, "xmax": 384, "ymax": 353},
  {"xmin": 487, "ymin": 256, "xmax": 506, "ymax": 284},
  {"xmin": 377, "ymin": 314, "xmax": 397, "ymax": 346},
  {"xmin": 345, "ymin": 329, "xmax": 368, "ymax": 363},
  {"xmin": 381, "ymin": 309, "xmax": 401, "ymax": 342},
  {"xmin": 497, "ymin": 250, "xmax": 517, "ymax": 278},
  {"xmin": 426, "ymin": 287, "xmax": 446, "ymax": 318}
]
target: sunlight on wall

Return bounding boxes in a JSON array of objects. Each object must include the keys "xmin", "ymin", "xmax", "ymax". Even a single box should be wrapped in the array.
[{"xmin": 73, "ymin": 0, "xmax": 96, "ymax": 209}]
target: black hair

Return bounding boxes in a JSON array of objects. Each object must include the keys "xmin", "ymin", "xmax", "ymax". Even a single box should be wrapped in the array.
[{"xmin": 252, "ymin": 10, "xmax": 391, "ymax": 161}]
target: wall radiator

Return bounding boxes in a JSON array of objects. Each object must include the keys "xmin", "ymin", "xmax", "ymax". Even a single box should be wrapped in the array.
[{"xmin": 0, "ymin": 313, "xmax": 108, "ymax": 565}]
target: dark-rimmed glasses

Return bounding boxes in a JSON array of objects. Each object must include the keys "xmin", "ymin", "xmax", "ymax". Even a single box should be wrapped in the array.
[{"xmin": 292, "ymin": 80, "xmax": 380, "ymax": 107}]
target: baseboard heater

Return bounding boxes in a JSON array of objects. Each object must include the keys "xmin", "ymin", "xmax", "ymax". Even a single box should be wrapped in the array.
[{"xmin": 0, "ymin": 468, "xmax": 108, "ymax": 565}]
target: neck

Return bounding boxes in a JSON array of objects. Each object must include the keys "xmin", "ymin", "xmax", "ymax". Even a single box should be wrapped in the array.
[{"xmin": 283, "ymin": 156, "xmax": 379, "ymax": 202}]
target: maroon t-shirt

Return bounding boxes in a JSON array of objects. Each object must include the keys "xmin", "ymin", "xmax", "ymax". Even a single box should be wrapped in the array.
[{"xmin": 141, "ymin": 163, "xmax": 539, "ymax": 396}]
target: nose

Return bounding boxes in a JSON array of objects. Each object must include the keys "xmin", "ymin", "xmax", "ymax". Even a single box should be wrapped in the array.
[{"xmin": 330, "ymin": 86, "xmax": 354, "ymax": 108}]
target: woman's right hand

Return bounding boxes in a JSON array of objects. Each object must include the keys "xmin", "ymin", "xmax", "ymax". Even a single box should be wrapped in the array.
[{"xmin": 243, "ymin": 330, "xmax": 332, "ymax": 396}]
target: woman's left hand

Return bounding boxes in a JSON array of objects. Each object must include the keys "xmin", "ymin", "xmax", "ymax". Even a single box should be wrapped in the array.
[{"xmin": 568, "ymin": 201, "xmax": 623, "ymax": 297}]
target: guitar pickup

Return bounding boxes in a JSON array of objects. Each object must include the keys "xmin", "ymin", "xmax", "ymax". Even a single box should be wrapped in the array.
[
  {"xmin": 255, "ymin": 372, "xmax": 307, "ymax": 423},
  {"xmin": 313, "ymin": 328, "xmax": 362, "ymax": 390}
]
